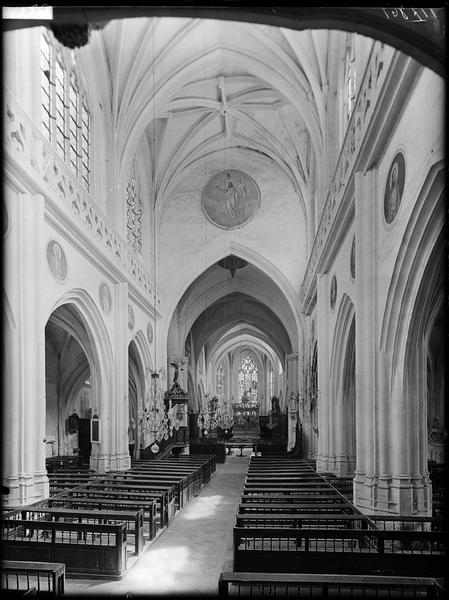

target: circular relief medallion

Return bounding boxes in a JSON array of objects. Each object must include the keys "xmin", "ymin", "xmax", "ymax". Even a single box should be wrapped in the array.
[
  {"xmin": 147, "ymin": 321, "xmax": 153, "ymax": 344},
  {"xmin": 128, "ymin": 305, "xmax": 135, "ymax": 330},
  {"xmin": 350, "ymin": 237, "xmax": 355, "ymax": 280},
  {"xmin": 99, "ymin": 283, "xmax": 112, "ymax": 314},
  {"xmin": 384, "ymin": 152, "xmax": 405, "ymax": 224},
  {"xmin": 201, "ymin": 169, "xmax": 260, "ymax": 230},
  {"xmin": 330, "ymin": 275, "xmax": 337, "ymax": 310},
  {"xmin": 47, "ymin": 240, "xmax": 68, "ymax": 282}
]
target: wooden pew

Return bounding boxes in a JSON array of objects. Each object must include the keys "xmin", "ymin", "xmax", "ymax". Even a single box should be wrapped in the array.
[
  {"xmin": 138, "ymin": 455, "xmax": 216, "ymax": 483},
  {"xmin": 1, "ymin": 518, "xmax": 127, "ymax": 578},
  {"xmin": 239, "ymin": 502, "xmax": 360, "ymax": 515},
  {"xmin": 40, "ymin": 497, "xmax": 158, "ymax": 540},
  {"xmin": 218, "ymin": 571, "xmax": 446, "ymax": 598},
  {"xmin": 105, "ymin": 473, "xmax": 190, "ymax": 509},
  {"xmin": 45, "ymin": 456, "xmax": 78, "ymax": 472},
  {"xmin": 80, "ymin": 481, "xmax": 177, "ymax": 523},
  {"xmin": 123, "ymin": 466, "xmax": 203, "ymax": 497},
  {"xmin": 233, "ymin": 526, "xmax": 446, "ymax": 577},
  {"xmin": 4, "ymin": 506, "xmax": 145, "ymax": 556},
  {"xmin": 235, "ymin": 513, "xmax": 374, "ymax": 531},
  {"xmin": 56, "ymin": 487, "xmax": 172, "ymax": 529},
  {"xmin": 1, "ymin": 560, "xmax": 65, "ymax": 597}
]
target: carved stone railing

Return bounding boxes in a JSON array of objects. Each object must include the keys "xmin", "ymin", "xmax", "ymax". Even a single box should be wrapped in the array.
[
  {"xmin": 4, "ymin": 89, "xmax": 157, "ymax": 303},
  {"xmin": 300, "ymin": 42, "xmax": 395, "ymax": 308}
]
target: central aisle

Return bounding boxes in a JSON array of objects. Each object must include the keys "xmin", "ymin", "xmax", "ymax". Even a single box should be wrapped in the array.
[{"xmin": 65, "ymin": 453, "xmax": 250, "ymax": 597}]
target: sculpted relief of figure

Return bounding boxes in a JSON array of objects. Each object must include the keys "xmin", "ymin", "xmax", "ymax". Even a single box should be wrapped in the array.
[
  {"xmin": 384, "ymin": 152, "xmax": 405, "ymax": 224},
  {"xmin": 99, "ymin": 283, "xmax": 112, "ymax": 314},
  {"xmin": 47, "ymin": 240, "xmax": 67, "ymax": 282}
]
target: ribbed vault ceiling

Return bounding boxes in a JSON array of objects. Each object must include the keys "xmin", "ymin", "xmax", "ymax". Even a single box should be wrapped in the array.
[{"xmin": 92, "ymin": 17, "xmax": 346, "ymax": 374}]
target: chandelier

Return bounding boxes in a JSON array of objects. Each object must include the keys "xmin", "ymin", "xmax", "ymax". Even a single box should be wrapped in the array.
[
  {"xmin": 197, "ymin": 394, "xmax": 234, "ymax": 436},
  {"xmin": 143, "ymin": 369, "xmax": 178, "ymax": 453}
]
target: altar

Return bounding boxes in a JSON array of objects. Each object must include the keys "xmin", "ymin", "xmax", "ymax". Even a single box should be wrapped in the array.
[{"xmin": 232, "ymin": 390, "xmax": 260, "ymax": 438}]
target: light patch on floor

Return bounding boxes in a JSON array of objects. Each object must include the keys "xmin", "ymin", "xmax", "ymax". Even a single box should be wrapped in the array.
[
  {"xmin": 183, "ymin": 494, "xmax": 225, "ymax": 520},
  {"xmin": 122, "ymin": 545, "xmax": 191, "ymax": 592}
]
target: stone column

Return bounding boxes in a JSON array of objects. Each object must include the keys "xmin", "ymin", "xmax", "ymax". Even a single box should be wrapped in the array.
[
  {"xmin": 90, "ymin": 283, "xmax": 130, "ymax": 472},
  {"xmin": 3, "ymin": 193, "xmax": 49, "ymax": 505},
  {"xmin": 316, "ymin": 273, "xmax": 331, "ymax": 472},
  {"xmin": 354, "ymin": 169, "xmax": 377, "ymax": 511},
  {"xmin": 285, "ymin": 353, "xmax": 298, "ymax": 450}
]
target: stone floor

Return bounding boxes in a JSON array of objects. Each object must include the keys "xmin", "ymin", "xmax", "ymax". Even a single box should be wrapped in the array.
[{"xmin": 64, "ymin": 453, "xmax": 250, "ymax": 597}]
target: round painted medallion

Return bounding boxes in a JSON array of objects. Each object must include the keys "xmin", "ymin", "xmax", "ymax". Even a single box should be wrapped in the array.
[{"xmin": 201, "ymin": 169, "xmax": 260, "ymax": 230}]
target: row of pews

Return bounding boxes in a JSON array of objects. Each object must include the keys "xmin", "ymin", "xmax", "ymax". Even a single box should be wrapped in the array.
[
  {"xmin": 1, "ymin": 453, "xmax": 216, "ymax": 595},
  {"xmin": 219, "ymin": 456, "xmax": 446, "ymax": 597}
]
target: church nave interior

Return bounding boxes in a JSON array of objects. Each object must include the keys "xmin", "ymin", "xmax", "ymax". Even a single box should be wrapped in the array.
[{"xmin": 2, "ymin": 5, "xmax": 446, "ymax": 598}]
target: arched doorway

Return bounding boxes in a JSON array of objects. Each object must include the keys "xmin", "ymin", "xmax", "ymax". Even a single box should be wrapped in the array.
[{"xmin": 45, "ymin": 305, "xmax": 96, "ymax": 468}]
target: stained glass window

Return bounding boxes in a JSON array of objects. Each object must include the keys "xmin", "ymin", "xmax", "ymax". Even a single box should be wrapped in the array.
[
  {"xmin": 268, "ymin": 367, "xmax": 273, "ymax": 399},
  {"xmin": 126, "ymin": 159, "xmax": 143, "ymax": 255},
  {"xmin": 216, "ymin": 362, "xmax": 225, "ymax": 401},
  {"xmin": 238, "ymin": 354, "xmax": 258, "ymax": 400},
  {"xmin": 344, "ymin": 35, "xmax": 357, "ymax": 121}
]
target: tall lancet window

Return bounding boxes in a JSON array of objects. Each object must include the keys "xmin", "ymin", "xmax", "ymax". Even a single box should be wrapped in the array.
[
  {"xmin": 216, "ymin": 362, "xmax": 225, "ymax": 401},
  {"xmin": 126, "ymin": 159, "xmax": 143, "ymax": 255},
  {"xmin": 40, "ymin": 32, "xmax": 52, "ymax": 142},
  {"xmin": 344, "ymin": 35, "xmax": 357, "ymax": 122},
  {"xmin": 39, "ymin": 29, "xmax": 91, "ymax": 191},
  {"xmin": 268, "ymin": 366, "xmax": 273, "ymax": 399},
  {"xmin": 55, "ymin": 54, "xmax": 67, "ymax": 160},
  {"xmin": 238, "ymin": 354, "xmax": 258, "ymax": 400}
]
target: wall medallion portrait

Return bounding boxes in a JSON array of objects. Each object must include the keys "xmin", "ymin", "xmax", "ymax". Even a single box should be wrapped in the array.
[
  {"xmin": 47, "ymin": 240, "xmax": 68, "ymax": 282},
  {"xmin": 384, "ymin": 152, "xmax": 405, "ymax": 224},
  {"xmin": 201, "ymin": 169, "xmax": 260, "ymax": 230},
  {"xmin": 128, "ymin": 305, "xmax": 135, "ymax": 330},
  {"xmin": 350, "ymin": 237, "xmax": 355, "ymax": 280},
  {"xmin": 147, "ymin": 321, "xmax": 153, "ymax": 344},
  {"xmin": 99, "ymin": 283, "xmax": 112, "ymax": 314},
  {"xmin": 330, "ymin": 275, "xmax": 337, "ymax": 310}
]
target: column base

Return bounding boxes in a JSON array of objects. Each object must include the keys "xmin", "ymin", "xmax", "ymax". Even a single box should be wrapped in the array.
[
  {"xmin": 2, "ymin": 472, "xmax": 49, "ymax": 507},
  {"xmin": 354, "ymin": 471, "xmax": 432, "ymax": 515},
  {"xmin": 316, "ymin": 455, "xmax": 355, "ymax": 476}
]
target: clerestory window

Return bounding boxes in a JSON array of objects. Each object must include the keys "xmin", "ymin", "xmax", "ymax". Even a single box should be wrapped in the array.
[{"xmin": 40, "ymin": 29, "xmax": 91, "ymax": 191}]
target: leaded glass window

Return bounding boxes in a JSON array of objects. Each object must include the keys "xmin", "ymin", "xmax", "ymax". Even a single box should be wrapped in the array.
[
  {"xmin": 126, "ymin": 159, "xmax": 143, "ymax": 255},
  {"xmin": 81, "ymin": 99, "xmax": 90, "ymax": 191},
  {"xmin": 40, "ymin": 33, "xmax": 52, "ymax": 142},
  {"xmin": 39, "ymin": 29, "xmax": 91, "ymax": 191},
  {"xmin": 238, "ymin": 354, "xmax": 258, "ymax": 400},
  {"xmin": 69, "ymin": 74, "xmax": 79, "ymax": 176},
  {"xmin": 55, "ymin": 56, "xmax": 66, "ymax": 159},
  {"xmin": 216, "ymin": 362, "xmax": 225, "ymax": 401},
  {"xmin": 344, "ymin": 35, "xmax": 357, "ymax": 121}
]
